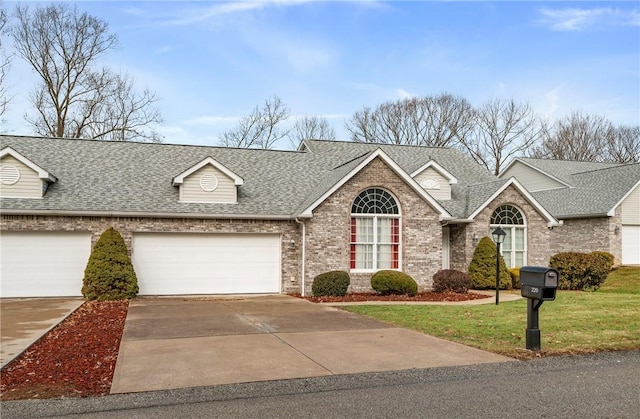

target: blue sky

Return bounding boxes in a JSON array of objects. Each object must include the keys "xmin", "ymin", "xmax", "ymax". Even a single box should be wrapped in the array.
[{"xmin": 2, "ymin": 1, "xmax": 639, "ymax": 148}]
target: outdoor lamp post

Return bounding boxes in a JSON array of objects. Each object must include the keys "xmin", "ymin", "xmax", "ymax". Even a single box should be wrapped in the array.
[{"xmin": 491, "ymin": 227, "xmax": 506, "ymax": 305}]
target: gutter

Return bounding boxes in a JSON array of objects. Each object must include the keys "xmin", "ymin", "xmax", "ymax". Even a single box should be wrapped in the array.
[
  {"xmin": 0, "ymin": 208, "xmax": 313, "ymax": 221},
  {"xmin": 294, "ymin": 218, "xmax": 306, "ymax": 297}
]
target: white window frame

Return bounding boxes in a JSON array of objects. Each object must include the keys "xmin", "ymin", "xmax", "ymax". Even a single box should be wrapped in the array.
[
  {"xmin": 350, "ymin": 188, "xmax": 402, "ymax": 273},
  {"xmin": 490, "ymin": 205, "xmax": 527, "ymax": 268}
]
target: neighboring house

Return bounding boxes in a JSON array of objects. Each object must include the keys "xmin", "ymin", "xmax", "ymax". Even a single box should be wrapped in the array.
[
  {"xmin": 1, "ymin": 134, "xmax": 580, "ymax": 299},
  {"xmin": 499, "ymin": 158, "xmax": 640, "ymax": 266}
]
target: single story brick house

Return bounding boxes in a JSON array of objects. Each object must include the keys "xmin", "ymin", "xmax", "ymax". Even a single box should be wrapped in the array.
[
  {"xmin": 1, "ymin": 135, "xmax": 635, "ymax": 298},
  {"xmin": 499, "ymin": 158, "xmax": 640, "ymax": 266}
]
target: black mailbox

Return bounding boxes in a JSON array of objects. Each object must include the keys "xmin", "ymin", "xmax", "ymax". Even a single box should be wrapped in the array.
[{"xmin": 520, "ymin": 266, "xmax": 558, "ymax": 301}]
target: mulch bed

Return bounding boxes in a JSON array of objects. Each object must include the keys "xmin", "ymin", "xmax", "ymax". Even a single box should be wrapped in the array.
[
  {"xmin": 301, "ymin": 291, "xmax": 489, "ymax": 303},
  {"xmin": 0, "ymin": 300, "xmax": 129, "ymax": 401}
]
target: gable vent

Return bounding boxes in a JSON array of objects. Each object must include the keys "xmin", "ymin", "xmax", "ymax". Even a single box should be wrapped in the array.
[
  {"xmin": 200, "ymin": 173, "xmax": 219, "ymax": 192},
  {"xmin": 0, "ymin": 165, "xmax": 20, "ymax": 185}
]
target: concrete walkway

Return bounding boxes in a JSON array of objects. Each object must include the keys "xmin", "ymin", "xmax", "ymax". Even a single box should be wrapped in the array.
[
  {"xmin": 111, "ymin": 295, "xmax": 514, "ymax": 394},
  {"xmin": 0, "ymin": 298, "xmax": 84, "ymax": 368}
]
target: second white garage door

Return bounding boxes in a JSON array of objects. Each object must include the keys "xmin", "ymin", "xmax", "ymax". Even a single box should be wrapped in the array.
[
  {"xmin": 132, "ymin": 233, "xmax": 281, "ymax": 295},
  {"xmin": 621, "ymin": 225, "xmax": 640, "ymax": 265}
]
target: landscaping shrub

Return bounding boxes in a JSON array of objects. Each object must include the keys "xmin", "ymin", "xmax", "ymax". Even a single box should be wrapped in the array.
[
  {"xmin": 371, "ymin": 270, "xmax": 418, "ymax": 296},
  {"xmin": 509, "ymin": 267, "xmax": 521, "ymax": 289},
  {"xmin": 432, "ymin": 269, "xmax": 472, "ymax": 293},
  {"xmin": 311, "ymin": 271, "xmax": 350, "ymax": 296},
  {"xmin": 590, "ymin": 251, "xmax": 615, "ymax": 270},
  {"xmin": 468, "ymin": 236, "xmax": 512, "ymax": 290},
  {"xmin": 82, "ymin": 227, "xmax": 139, "ymax": 301},
  {"xmin": 549, "ymin": 251, "xmax": 611, "ymax": 291}
]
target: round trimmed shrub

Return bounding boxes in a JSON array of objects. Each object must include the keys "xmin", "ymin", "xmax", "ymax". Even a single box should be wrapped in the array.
[
  {"xmin": 312, "ymin": 271, "xmax": 350, "ymax": 296},
  {"xmin": 550, "ymin": 251, "xmax": 611, "ymax": 291},
  {"xmin": 590, "ymin": 251, "xmax": 615, "ymax": 270},
  {"xmin": 371, "ymin": 270, "xmax": 418, "ymax": 296},
  {"xmin": 468, "ymin": 236, "xmax": 512, "ymax": 290},
  {"xmin": 82, "ymin": 227, "xmax": 139, "ymax": 301},
  {"xmin": 432, "ymin": 269, "xmax": 472, "ymax": 294}
]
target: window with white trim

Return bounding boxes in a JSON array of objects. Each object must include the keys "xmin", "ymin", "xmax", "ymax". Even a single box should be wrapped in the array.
[
  {"xmin": 490, "ymin": 204, "xmax": 526, "ymax": 268},
  {"xmin": 350, "ymin": 188, "xmax": 400, "ymax": 270}
]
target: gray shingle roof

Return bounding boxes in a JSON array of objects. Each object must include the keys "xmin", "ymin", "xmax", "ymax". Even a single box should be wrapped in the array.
[
  {"xmin": 0, "ymin": 135, "xmax": 519, "ymax": 220},
  {"xmin": 531, "ymin": 163, "xmax": 640, "ymax": 218},
  {"xmin": 515, "ymin": 157, "xmax": 623, "ymax": 185}
]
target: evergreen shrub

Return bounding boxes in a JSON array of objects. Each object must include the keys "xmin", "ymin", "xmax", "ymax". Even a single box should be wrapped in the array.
[
  {"xmin": 311, "ymin": 271, "xmax": 350, "ymax": 296},
  {"xmin": 468, "ymin": 236, "xmax": 512, "ymax": 290},
  {"xmin": 82, "ymin": 227, "xmax": 139, "ymax": 301},
  {"xmin": 371, "ymin": 270, "xmax": 418, "ymax": 296}
]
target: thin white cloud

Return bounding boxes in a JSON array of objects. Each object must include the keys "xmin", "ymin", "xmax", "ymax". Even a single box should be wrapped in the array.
[
  {"xmin": 537, "ymin": 7, "xmax": 640, "ymax": 31},
  {"xmin": 154, "ymin": 45, "xmax": 172, "ymax": 55},
  {"xmin": 183, "ymin": 116, "xmax": 240, "ymax": 126},
  {"xmin": 395, "ymin": 88, "xmax": 415, "ymax": 99}
]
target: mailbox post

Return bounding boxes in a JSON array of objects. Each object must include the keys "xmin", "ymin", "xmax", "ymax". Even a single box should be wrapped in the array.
[{"xmin": 520, "ymin": 266, "xmax": 558, "ymax": 351}]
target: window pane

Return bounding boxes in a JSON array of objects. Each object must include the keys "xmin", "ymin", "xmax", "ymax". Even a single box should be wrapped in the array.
[
  {"xmin": 378, "ymin": 218, "xmax": 391, "ymax": 242},
  {"xmin": 502, "ymin": 229, "xmax": 512, "ymax": 251},
  {"xmin": 515, "ymin": 251, "xmax": 524, "ymax": 267},
  {"xmin": 355, "ymin": 244, "xmax": 373, "ymax": 269},
  {"xmin": 515, "ymin": 228, "xmax": 525, "ymax": 251},
  {"xmin": 356, "ymin": 218, "xmax": 373, "ymax": 242},
  {"xmin": 377, "ymin": 244, "xmax": 392, "ymax": 269},
  {"xmin": 503, "ymin": 251, "xmax": 513, "ymax": 268}
]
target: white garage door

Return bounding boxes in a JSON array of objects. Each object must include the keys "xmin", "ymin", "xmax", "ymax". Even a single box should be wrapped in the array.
[
  {"xmin": 0, "ymin": 232, "xmax": 91, "ymax": 298},
  {"xmin": 132, "ymin": 233, "xmax": 281, "ymax": 295},
  {"xmin": 621, "ymin": 226, "xmax": 640, "ymax": 265}
]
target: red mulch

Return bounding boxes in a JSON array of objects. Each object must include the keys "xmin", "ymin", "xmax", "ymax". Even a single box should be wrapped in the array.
[
  {"xmin": 300, "ymin": 291, "xmax": 489, "ymax": 303},
  {"xmin": 0, "ymin": 300, "xmax": 129, "ymax": 401}
]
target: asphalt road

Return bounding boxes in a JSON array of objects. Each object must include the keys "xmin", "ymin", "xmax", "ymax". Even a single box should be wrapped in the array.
[{"xmin": 3, "ymin": 351, "xmax": 639, "ymax": 419}]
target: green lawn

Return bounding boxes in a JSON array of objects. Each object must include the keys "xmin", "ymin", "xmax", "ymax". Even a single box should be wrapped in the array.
[{"xmin": 343, "ymin": 267, "xmax": 640, "ymax": 359}]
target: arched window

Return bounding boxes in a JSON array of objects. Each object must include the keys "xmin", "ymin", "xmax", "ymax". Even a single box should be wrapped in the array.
[
  {"xmin": 350, "ymin": 188, "xmax": 400, "ymax": 270},
  {"xmin": 490, "ymin": 204, "xmax": 526, "ymax": 268}
]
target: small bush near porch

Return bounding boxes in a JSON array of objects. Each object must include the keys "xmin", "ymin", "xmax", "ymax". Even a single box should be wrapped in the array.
[{"xmin": 344, "ymin": 267, "xmax": 640, "ymax": 359}]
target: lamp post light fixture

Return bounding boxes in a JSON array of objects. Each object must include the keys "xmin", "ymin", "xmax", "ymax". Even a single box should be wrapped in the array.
[{"xmin": 491, "ymin": 227, "xmax": 507, "ymax": 305}]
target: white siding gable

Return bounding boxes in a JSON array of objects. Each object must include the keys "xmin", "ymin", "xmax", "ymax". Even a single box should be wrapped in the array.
[
  {"xmin": 180, "ymin": 164, "xmax": 238, "ymax": 203},
  {"xmin": 621, "ymin": 184, "xmax": 640, "ymax": 225},
  {"xmin": 414, "ymin": 167, "xmax": 451, "ymax": 200},
  {"xmin": 173, "ymin": 157, "xmax": 243, "ymax": 204},
  {"xmin": 0, "ymin": 148, "xmax": 56, "ymax": 199},
  {"xmin": 500, "ymin": 161, "xmax": 566, "ymax": 192},
  {"xmin": 410, "ymin": 160, "xmax": 457, "ymax": 201}
]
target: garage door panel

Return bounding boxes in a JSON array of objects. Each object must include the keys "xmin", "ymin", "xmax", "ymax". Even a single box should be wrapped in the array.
[
  {"xmin": 1, "ymin": 232, "xmax": 91, "ymax": 298},
  {"xmin": 132, "ymin": 233, "xmax": 281, "ymax": 295},
  {"xmin": 621, "ymin": 226, "xmax": 640, "ymax": 265}
]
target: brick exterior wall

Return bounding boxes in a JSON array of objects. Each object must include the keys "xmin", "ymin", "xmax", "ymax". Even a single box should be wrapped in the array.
[
  {"xmin": 549, "ymin": 207, "xmax": 622, "ymax": 265},
  {"xmin": 0, "ymin": 215, "xmax": 303, "ymax": 294},
  {"xmin": 449, "ymin": 185, "xmax": 552, "ymax": 270},
  {"xmin": 304, "ymin": 157, "xmax": 442, "ymax": 294}
]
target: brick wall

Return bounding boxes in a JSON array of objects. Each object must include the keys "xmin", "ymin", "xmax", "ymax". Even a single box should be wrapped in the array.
[
  {"xmin": 450, "ymin": 185, "xmax": 553, "ymax": 270},
  {"xmin": 549, "ymin": 209, "xmax": 622, "ymax": 264},
  {"xmin": 0, "ymin": 215, "xmax": 302, "ymax": 294},
  {"xmin": 304, "ymin": 157, "xmax": 442, "ymax": 294}
]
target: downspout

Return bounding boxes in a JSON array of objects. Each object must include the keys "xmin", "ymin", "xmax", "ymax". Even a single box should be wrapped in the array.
[{"xmin": 295, "ymin": 218, "xmax": 306, "ymax": 296}]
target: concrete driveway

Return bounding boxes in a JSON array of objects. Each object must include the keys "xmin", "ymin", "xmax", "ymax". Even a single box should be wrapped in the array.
[
  {"xmin": 111, "ymin": 295, "xmax": 513, "ymax": 394},
  {"xmin": 0, "ymin": 298, "xmax": 84, "ymax": 368}
]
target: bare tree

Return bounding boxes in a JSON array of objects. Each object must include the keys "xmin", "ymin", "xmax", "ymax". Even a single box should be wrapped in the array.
[
  {"xmin": 287, "ymin": 115, "xmax": 336, "ymax": 148},
  {"xmin": 461, "ymin": 98, "xmax": 541, "ymax": 175},
  {"xmin": 345, "ymin": 93, "xmax": 476, "ymax": 147},
  {"xmin": 11, "ymin": 3, "xmax": 161, "ymax": 141},
  {"xmin": 606, "ymin": 125, "xmax": 640, "ymax": 163},
  {"xmin": 219, "ymin": 95, "xmax": 290, "ymax": 149},
  {"xmin": 0, "ymin": 2, "xmax": 9, "ymax": 122},
  {"xmin": 529, "ymin": 112, "xmax": 616, "ymax": 161}
]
